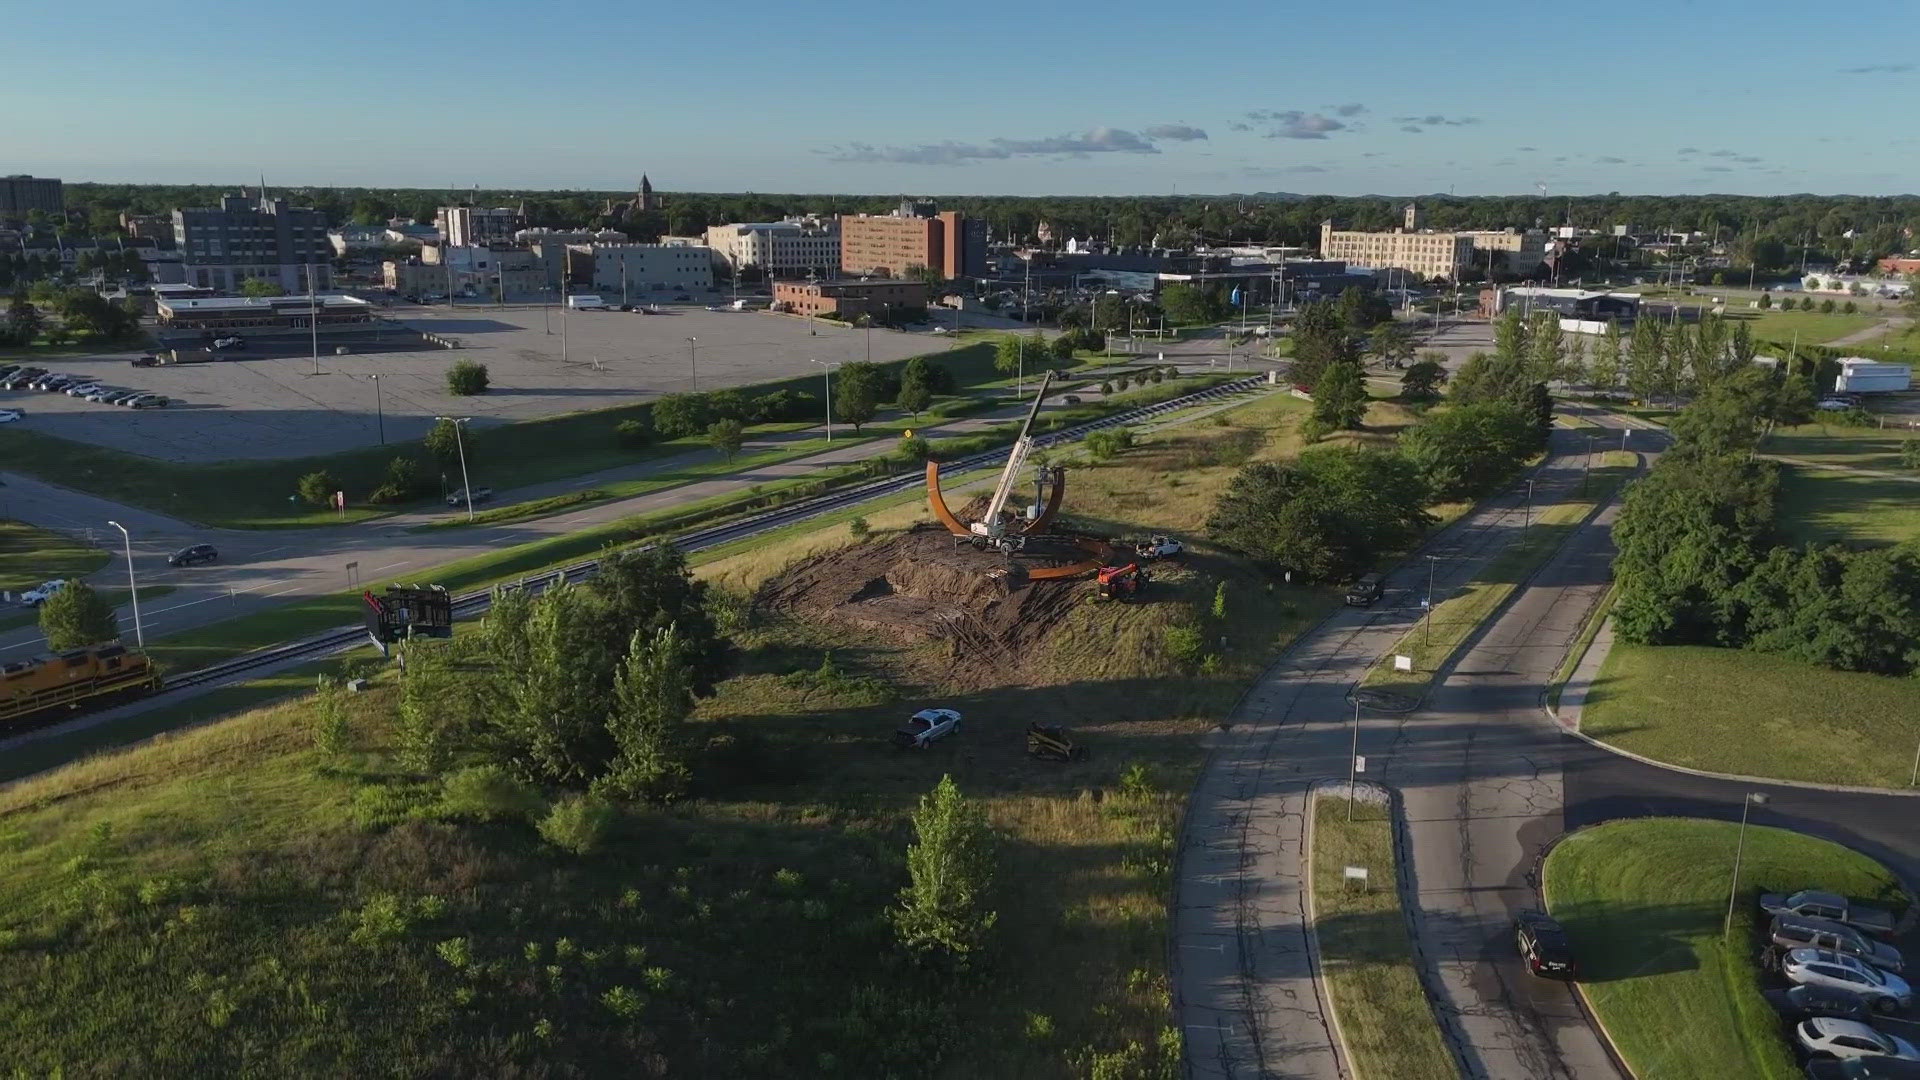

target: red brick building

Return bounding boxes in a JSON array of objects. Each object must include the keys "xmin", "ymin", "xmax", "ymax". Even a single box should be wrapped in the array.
[
  {"xmin": 773, "ymin": 278, "xmax": 930, "ymax": 319},
  {"xmin": 839, "ymin": 201, "xmax": 977, "ymax": 280}
]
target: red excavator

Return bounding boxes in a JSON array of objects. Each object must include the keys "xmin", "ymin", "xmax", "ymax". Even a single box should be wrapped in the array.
[{"xmin": 1096, "ymin": 563, "xmax": 1147, "ymax": 601}]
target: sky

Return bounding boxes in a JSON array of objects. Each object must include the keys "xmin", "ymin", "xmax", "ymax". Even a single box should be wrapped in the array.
[{"xmin": 8, "ymin": 0, "xmax": 1917, "ymax": 197}]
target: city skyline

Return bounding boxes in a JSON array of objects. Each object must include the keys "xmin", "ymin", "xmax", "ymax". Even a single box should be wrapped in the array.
[{"xmin": 8, "ymin": 0, "xmax": 1918, "ymax": 197}]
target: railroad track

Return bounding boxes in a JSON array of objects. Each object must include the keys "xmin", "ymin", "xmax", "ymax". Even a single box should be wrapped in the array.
[{"xmin": 162, "ymin": 376, "xmax": 1272, "ymax": 694}]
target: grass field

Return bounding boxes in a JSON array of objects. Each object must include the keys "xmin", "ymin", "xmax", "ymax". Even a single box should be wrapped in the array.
[
  {"xmin": 1361, "ymin": 453, "xmax": 1635, "ymax": 703},
  {"xmin": 1775, "ymin": 467, "xmax": 1920, "ymax": 546},
  {"xmin": 1653, "ymin": 304, "xmax": 1882, "ymax": 346},
  {"xmin": 0, "ymin": 520, "xmax": 109, "ymax": 594},
  {"xmin": 1544, "ymin": 818, "xmax": 1906, "ymax": 1080},
  {"xmin": 1763, "ymin": 423, "xmax": 1917, "ymax": 471},
  {"xmin": 1310, "ymin": 795, "xmax": 1457, "ymax": 1080},
  {"xmin": 1583, "ymin": 642, "xmax": 1920, "ymax": 787},
  {"xmin": 0, "ymin": 342, "xmax": 1001, "ymax": 529}
]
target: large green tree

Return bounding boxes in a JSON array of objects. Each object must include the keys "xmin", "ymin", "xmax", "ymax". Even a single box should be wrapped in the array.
[
  {"xmin": 1311, "ymin": 360, "xmax": 1368, "ymax": 431},
  {"xmin": 1207, "ymin": 448, "xmax": 1430, "ymax": 581},
  {"xmin": 39, "ymin": 581, "xmax": 120, "ymax": 650},
  {"xmin": 891, "ymin": 774, "xmax": 997, "ymax": 963},
  {"xmin": 834, "ymin": 361, "xmax": 883, "ymax": 432},
  {"xmin": 594, "ymin": 624, "xmax": 693, "ymax": 802}
]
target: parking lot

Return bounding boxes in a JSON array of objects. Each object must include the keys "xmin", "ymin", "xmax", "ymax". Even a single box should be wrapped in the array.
[{"xmin": 0, "ymin": 302, "xmax": 950, "ymax": 462}]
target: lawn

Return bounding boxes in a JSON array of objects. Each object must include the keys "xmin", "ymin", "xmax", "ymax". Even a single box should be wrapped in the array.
[
  {"xmin": 1774, "ymin": 466, "xmax": 1920, "ymax": 546},
  {"xmin": 0, "ymin": 520, "xmax": 109, "ymax": 594},
  {"xmin": 1544, "ymin": 818, "xmax": 1905, "ymax": 1080},
  {"xmin": 1361, "ymin": 454, "xmax": 1636, "ymax": 704},
  {"xmin": 1310, "ymin": 795, "xmax": 1458, "ymax": 1080},
  {"xmin": 1763, "ymin": 423, "xmax": 1916, "ymax": 471},
  {"xmin": 1583, "ymin": 642, "xmax": 1920, "ymax": 788},
  {"xmin": 1656, "ymin": 305, "xmax": 1882, "ymax": 346},
  {"xmin": 0, "ymin": 342, "xmax": 1002, "ymax": 529}
]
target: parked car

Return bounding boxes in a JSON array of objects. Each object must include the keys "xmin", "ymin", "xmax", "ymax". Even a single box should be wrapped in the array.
[
  {"xmin": 1764, "ymin": 891, "xmax": 1899, "ymax": 940},
  {"xmin": 0, "ymin": 374, "xmax": 29, "ymax": 390},
  {"xmin": 168, "ymin": 544, "xmax": 219, "ymax": 567},
  {"xmin": 1794, "ymin": 1017, "xmax": 1920, "ymax": 1063},
  {"xmin": 1134, "ymin": 535, "xmax": 1184, "ymax": 560},
  {"xmin": 445, "ymin": 486, "xmax": 494, "ymax": 508},
  {"xmin": 20, "ymin": 579, "xmax": 67, "ymax": 606},
  {"xmin": 32, "ymin": 374, "xmax": 73, "ymax": 390},
  {"xmin": 894, "ymin": 708, "xmax": 962, "ymax": 750},
  {"xmin": 1806, "ymin": 1056, "xmax": 1920, "ymax": 1079},
  {"xmin": 0, "ymin": 409, "xmax": 21, "ymax": 423},
  {"xmin": 0, "ymin": 364, "xmax": 17, "ymax": 379},
  {"xmin": 103, "ymin": 390, "xmax": 142, "ymax": 405},
  {"xmin": 130, "ymin": 355, "xmax": 160, "ymax": 367},
  {"xmin": 1817, "ymin": 399, "xmax": 1856, "ymax": 412},
  {"xmin": 1784, "ymin": 949, "xmax": 1913, "ymax": 1013},
  {"xmin": 84, "ymin": 387, "xmax": 123, "ymax": 403},
  {"xmin": 64, "ymin": 381, "xmax": 104, "ymax": 397},
  {"xmin": 672, "ymin": 293, "xmax": 691, "ymax": 301},
  {"xmin": 1767, "ymin": 983, "xmax": 1874, "ymax": 1024},
  {"xmin": 128, "ymin": 394, "xmax": 170, "ymax": 408},
  {"xmin": 1515, "ymin": 911, "xmax": 1578, "ymax": 979},
  {"xmin": 1345, "ymin": 573, "xmax": 1385, "ymax": 606},
  {"xmin": 1773, "ymin": 915, "xmax": 1906, "ymax": 974}
]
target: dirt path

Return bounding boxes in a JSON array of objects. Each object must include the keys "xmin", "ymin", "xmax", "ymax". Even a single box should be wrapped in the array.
[{"xmin": 1827, "ymin": 315, "xmax": 1913, "ymax": 348}]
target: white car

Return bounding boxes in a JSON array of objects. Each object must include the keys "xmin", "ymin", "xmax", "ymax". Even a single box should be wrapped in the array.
[
  {"xmin": 1795, "ymin": 1016, "xmax": 1920, "ymax": 1062},
  {"xmin": 1134, "ymin": 535, "xmax": 1185, "ymax": 560},
  {"xmin": 1816, "ymin": 399, "xmax": 1854, "ymax": 412},
  {"xmin": 1786, "ymin": 948, "xmax": 1914, "ymax": 1013},
  {"xmin": 0, "ymin": 409, "xmax": 20, "ymax": 423},
  {"xmin": 894, "ymin": 708, "xmax": 962, "ymax": 750},
  {"xmin": 20, "ymin": 579, "xmax": 67, "ymax": 606},
  {"xmin": 65, "ymin": 382, "xmax": 103, "ymax": 397}
]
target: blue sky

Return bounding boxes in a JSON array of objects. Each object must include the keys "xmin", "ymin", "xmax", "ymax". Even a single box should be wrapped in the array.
[{"xmin": 9, "ymin": 0, "xmax": 1916, "ymax": 195}]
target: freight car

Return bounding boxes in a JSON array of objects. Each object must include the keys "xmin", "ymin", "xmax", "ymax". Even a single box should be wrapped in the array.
[{"xmin": 0, "ymin": 644, "xmax": 163, "ymax": 725}]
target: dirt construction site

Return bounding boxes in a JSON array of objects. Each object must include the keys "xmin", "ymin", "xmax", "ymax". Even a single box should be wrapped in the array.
[{"xmin": 754, "ymin": 523, "xmax": 1103, "ymax": 688}]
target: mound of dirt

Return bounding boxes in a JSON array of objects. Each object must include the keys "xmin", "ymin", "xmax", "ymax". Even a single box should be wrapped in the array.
[{"xmin": 755, "ymin": 525, "xmax": 1092, "ymax": 687}]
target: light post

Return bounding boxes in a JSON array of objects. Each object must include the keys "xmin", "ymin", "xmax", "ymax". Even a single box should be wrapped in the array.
[
  {"xmin": 371, "ymin": 373, "xmax": 385, "ymax": 445},
  {"xmin": 808, "ymin": 358, "xmax": 839, "ymax": 442},
  {"xmin": 686, "ymin": 336, "xmax": 698, "ymax": 392},
  {"xmin": 1523, "ymin": 478, "xmax": 1536, "ymax": 531},
  {"xmin": 1724, "ymin": 792, "xmax": 1769, "ymax": 935},
  {"xmin": 435, "ymin": 416, "xmax": 475, "ymax": 522},
  {"xmin": 106, "ymin": 520, "xmax": 143, "ymax": 648},
  {"xmin": 1347, "ymin": 698, "xmax": 1362, "ymax": 822},
  {"xmin": 1424, "ymin": 554, "xmax": 1439, "ymax": 646},
  {"xmin": 1910, "ymin": 729, "xmax": 1920, "ymax": 787}
]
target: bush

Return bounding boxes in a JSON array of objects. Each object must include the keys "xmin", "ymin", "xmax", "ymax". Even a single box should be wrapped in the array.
[
  {"xmin": 39, "ymin": 580, "xmax": 120, "ymax": 650},
  {"xmin": 538, "ymin": 795, "xmax": 616, "ymax": 855},
  {"xmin": 1163, "ymin": 625, "xmax": 1205, "ymax": 668},
  {"xmin": 446, "ymin": 359, "xmax": 489, "ymax": 395},
  {"xmin": 615, "ymin": 417, "xmax": 652, "ymax": 449},
  {"xmin": 849, "ymin": 516, "xmax": 871, "ymax": 540},
  {"xmin": 440, "ymin": 764, "xmax": 541, "ymax": 821},
  {"xmin": 652, "ymin": 392, "xmax": 710, "ymax": 439},
  {"xmin": 900, "ymin": 434, "xmax": 932, "ymax": 461},
  {"xmin": 1083, "ymin": 427, "xmax": 1135, "ymax": 461},
  {"xmin": 1100, "ymin": 381, "xmax": 1113, "ymax": 395},
  {"xmin": 297, "ymin": 469, "xmax": 338, "ymax": 508}
]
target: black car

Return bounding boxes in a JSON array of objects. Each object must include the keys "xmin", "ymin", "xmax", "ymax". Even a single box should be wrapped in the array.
[
  {"xmin": 1807, "ymin": 1057, "xmax": 1920, "ymax": 1080},
  {"xmin": 1344, "ymin": 573, "xmax": 1384, "ymax": 607},
  {"xmin": 168, "ymin": 543, "xmax": 219, "ymax": 567},
  {"xmin": 1515, "ymin": 911, "xmax": 1577, "ymax": 979},
  {"xmin": 1765, "ymin": 983, "xmax": 1873, "ymax": 1024},
  {"xmin": 131, "ymin": 355, "xmax": 160, "ymax": 367}
]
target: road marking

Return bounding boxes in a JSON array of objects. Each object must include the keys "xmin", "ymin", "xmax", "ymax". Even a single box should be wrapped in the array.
[
  {"xmin": 366, "ymin": 561, "xmax": 409, "ymax": 574},
  {"xmin": 1179, "ymin": 942, "xmax": 1227, "ymax": 953}
]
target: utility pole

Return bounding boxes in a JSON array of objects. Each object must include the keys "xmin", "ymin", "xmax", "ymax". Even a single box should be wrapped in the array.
[
  {"xmin": 1424, "ymin": 554, "xmax": 1438, "ymax": 646},
  {"xmin": 686, "ymin": 336, "xmax": 698, "ymax": 392},
  {"xmin": 1347, "ymin": 698, "xmax": 1361, "ymax": 822},
  {"xmin": 1723, "ymin": 793, "xmax": 1768, "ymax": 935},
  {"xmin": 809, "ymin": 358, "xmax": 838, "ymax": 441},
  {"xmin": 307, "ymin": 262, "xmax": 320, "ymax": 376},
  {"xmin": 436, "ymin": 416, "xmax": 476, "ymax": 522},
  {"xmin": 371, "ymin": 373, "xmax": 385, "ymax": 445},
  {"xmin": 107, "ymin": 520, "xmax": 143, "ymax": 648}
]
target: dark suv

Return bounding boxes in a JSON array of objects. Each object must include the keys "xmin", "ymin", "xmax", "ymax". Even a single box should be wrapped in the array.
[
  {"xmin": 1344, "ymin": 573, "xmax": 1384, "ymax": 606},
  {"xmin": 168, "ymin": 543, "xmax": 219, "ymax": 567},
  {"xmin": 1516, "ymin": 911, "xmax": 1578, "ymax": 979}
]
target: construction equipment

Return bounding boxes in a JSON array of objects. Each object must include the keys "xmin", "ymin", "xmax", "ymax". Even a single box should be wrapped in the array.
[
  {"xmin": 1026, "ymin": 722, "xmax": 1088, "ymax": 762},
  {"xmin": 967, "ymin": 371, "xmax": 1055, "ymax": 552},
  {"xmin": 1096, "ymin": 563, "xmax": 1148, "ymax": 601},
  {"xmin": 363, "ymin": 585, "xmax": 454, "ymax": 645}
]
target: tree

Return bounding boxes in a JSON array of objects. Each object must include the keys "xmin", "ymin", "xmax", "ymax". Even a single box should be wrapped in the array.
[
  {"xmin": 904, "ymin": 264, "xmax": 946, "ymax": 292},
  {"xmin": 1049, "ymin": 331, "xmax": 1077, "ymax": 362},
  {"xmin": 240, "ymin": 278, "xmax": 286, "ymax": 298},
  {"xmin": 616, "ymin": 417, "xmax": 652, "ymax": 448},
  {"xmin": 1368, "ymin": 320, "xmax": 1416, "ymax": 368},
  {"xmin": 1399, "ymin": 401, "xmax": 1539, "ymax": 500},
  {"xmin": 594, "ymin": 624, "xmax": 693, "ymax": 802},
  {"xmin": 491, "ymin": 583, "xmax": 616, "ymax": 785},
  {"xmin": 1526, "ymin": 312, "xmax": 1565, "ymax": 384},
  {"xmin": 1625, "ymin": 318, "xmax": 1663, "ymax": 403},
  {"xmin": 1561, "ymin": 329, "xmax": 1590, "ymax": 387},
  {"xmin": 993, "ymin": 333, "xmax": 1025, "ymax": 376},
  {"xmin": 56, "ymin": 289, "xmax": 137, "ymax": 339},
  {"xmin": 6, "ymin": 294, "xmax": 41, "ymax": 343},
  {"xmin": 1758, "ymin": 292, "xmax": 1773, "ymax": 310},
  {"xmin": 311, "ymin": 676, "xmax": 351, "ymax": 759},
  {"xmin": 1287, "ymin": 300, "xmax": 1357, "ymax": 390},
  {"xmin": 39, "ymin": 580, "xmax": 119, "ymax": 650},
  {"xmin": 1401, "ymin": 357, "xmax": 1445, "ymax": 401},
  {"xmin": 1336, "ymin": 285, "xmax": 1391, "ymax": 331},
  {"xmin": 901, "ymin": 354, "xmax": 950, "ymax": 395},
  {"xmin": 650, "ymin": 393, "xmax": 709, "ymax": 439},
  {"xmin": 1161, "ymin": 282, "xmax": 1224, "ymax": 325},
  {"xmin": 446, "ymin": 359, "xmax": 489, "ymax": 396},
  {"xmin": 895, "ymin": 373, "xmax": 932, "ymax": 418},
  {"xmin": 1207, "ymin": 448, "xmax": 1430, "ymax": 582},
  {"xmin": 835, "ymin": 360, "xmax": 883, "ymax": 432},
  {"xmin": 1819, "ymin": 298, "xmax": 1836, "ymax": 314},
  {"xmin": 424, "ymin": 418, "xmax": 463, "ymax": 467},
  {"xmin": 587, "ymin": 544, "xmax": 727, "ymax": 695},
  {"xmin": 1493, "ymin": 309, "xmax": 1530, "ymax": 364},
  {"xmin": 1083, "ymin": 427, "xmax": 1135, "ymax": 461},
  {"xmin": 1311, "ymin": 360, "xmax": 1368, "ymax": 432},
  {"xmin": 297, "ymin": 470, "xmax": 339, "ymax": 508},
  {"xmin": 706, "ymin": 418, "xmax": 745, "ymax": 463},
  {"xmin": 891, "ymin": 774, "xmax": 997, "ymax": 962},
  {"xmin": 395, "ymin": 642, "xmax": 458, "ymax": 773}
]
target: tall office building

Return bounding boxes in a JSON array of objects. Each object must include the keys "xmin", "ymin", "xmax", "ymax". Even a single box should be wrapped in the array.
[
  {"xmin": 840, "ymin": 200, "xmax": 982, "ymax": 280},
  {"xmin": 173, "ymin": 190, "xmax": 333, "ymax": 293},
  {"xmin": 0, "ymin": 175, "xmax": 64, "ymax": 215}
]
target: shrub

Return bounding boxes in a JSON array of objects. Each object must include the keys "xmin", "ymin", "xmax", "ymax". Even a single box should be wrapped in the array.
[
  {"xmin": 38, "ymin": 581, "xmax": 120, "ymax": 651},
  {"xmin": 440, "ymin": 764, "xmax": 541, "ymax": 821},
  {"xmin": 446, "ymin": 359, "xmax": 490, "ymax": 395},
  {"xmin": 1163, "ymin": 625, "xmax": 1205, "ymax": 669},
  {"xmin": 538, "ymin": 795, "xmax": 616, "ymax": 855},
  {"xmin": 615, "ymin": 418, "xmax": 651, "ymax": 449},
  {"xmin": 297, "ymin": 469, "xmax": 338, "ymax": 508},
  {"xmin": 1100, "ymin": 381, "xmax": 1113, "ymax": 395},
  {"xmin": 900, "ymin": 434, "xmax": 932, "ymax": 461},
  {"xmin": 1083, "ymin": 427, "xmax": 1135, "ymax": 461},
  {"xmin": 849, "ymin": 516, "xmax": 871, "ymax": 540}
]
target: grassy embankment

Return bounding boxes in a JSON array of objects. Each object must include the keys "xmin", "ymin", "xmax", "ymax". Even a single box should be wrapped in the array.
[
  {"xmin": 1544, "ymin": 818, "xmax": 1906, "ymax": 1080},
  {"xmin": 0, "ymin": 342, "xmax": 1002, "ymax": 529},
  {"xmin": 1762, "ymin": 423, "xmax": 1920, "ymax": 547},
  {"xmin": 1310, "ymin": 795, "xmax": 1457, "ymax": 1080},
  {"xmin": 0, "ymin": 386, "xmax": 1347, "ymax": 1076},
  {"xmin": 1650, "ymin": 302, "xmax": 1882, "ymax": 346},
  {"xmin": 0, "ymin": 520, "xmax": 110, "ymax": 593},
  {"xmin": 1359, "ymin": 452, "xmax": 1636, "ymax": 704}
]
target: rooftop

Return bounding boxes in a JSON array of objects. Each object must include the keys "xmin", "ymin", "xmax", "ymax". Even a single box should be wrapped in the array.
[{"xmin": 157, "ymin": 294, "xmax": 373, "ymax": 313}]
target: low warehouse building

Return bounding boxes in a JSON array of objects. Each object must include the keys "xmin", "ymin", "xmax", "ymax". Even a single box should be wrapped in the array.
[{"xmin": 155, "ymin": 294, "xmax": 376, "ymax": 331}]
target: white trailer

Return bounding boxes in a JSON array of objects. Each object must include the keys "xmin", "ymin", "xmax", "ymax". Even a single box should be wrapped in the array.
[
  {"xmin": 1834, "ymin": 359, "xmax": 1911, "ymax": 394},
  {"xmin": 565, "ymin": 294, "xmax": 607, "ymax": 310}
]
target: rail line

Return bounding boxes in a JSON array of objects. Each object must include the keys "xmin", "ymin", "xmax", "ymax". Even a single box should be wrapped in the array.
[{"xmin": 158, "ymin": 376, "xmax": 1272, "ymax": 695}]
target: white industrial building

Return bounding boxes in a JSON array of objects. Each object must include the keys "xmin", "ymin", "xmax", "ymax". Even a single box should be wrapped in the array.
[
  {"xmin": 703, "ymin": 218, "xmax": 840, "ymax": 276},
  {"xmin": 571, "ymin": 243, "xmax": 714, "ymax": 295}
]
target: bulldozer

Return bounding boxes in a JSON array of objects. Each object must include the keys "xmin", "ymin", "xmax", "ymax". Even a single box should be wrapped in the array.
[
  {"xmin": 1026, "ymin": 722, "xmax": 1089, "ymax": 762},
  {"xmin": 1096, "ymin": 562, "xmax": 1147, "ymax": 601}
]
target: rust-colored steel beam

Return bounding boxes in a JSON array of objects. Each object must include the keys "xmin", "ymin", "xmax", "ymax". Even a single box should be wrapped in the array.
[{"xmin": 926, "ymin": 460, "xmax": 971, "ymax": 536}]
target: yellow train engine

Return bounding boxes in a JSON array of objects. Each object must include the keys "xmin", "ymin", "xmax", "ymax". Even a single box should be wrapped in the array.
[{"xmin": 0, "ymin": 644, "xmax": 163, "ymax": 726}]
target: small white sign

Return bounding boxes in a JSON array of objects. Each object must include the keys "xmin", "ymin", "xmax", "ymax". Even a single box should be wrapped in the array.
[
  {"xmin": 1393, "ymin": 654, "xmax": 1413, "ymax": 672},
  {"xmin": 1354, "ymin": 755, "xmax": 1367, "ymax": 773},
  {"xmin": 1343, "ymin": 866, "xmax": 1369, "ymax": 883}
]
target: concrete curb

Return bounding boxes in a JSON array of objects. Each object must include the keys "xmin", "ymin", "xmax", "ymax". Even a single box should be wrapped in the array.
[
  {"xmin": 1533, "ymin": 828, "xmax": 1641, "ymax": 1080},
  {"xmin": 1303, "ymin": 781, "xmax": 1363, "ymax": 1080}
]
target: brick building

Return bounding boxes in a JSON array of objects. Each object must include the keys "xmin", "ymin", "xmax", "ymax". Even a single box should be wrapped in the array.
[
  {"xmin": 840, "ymin": 200, "xmax": 982, "ymax": 279},
  {"xmin": 773, "ymin": 278, "xmax": 929, "ymax": 319}
]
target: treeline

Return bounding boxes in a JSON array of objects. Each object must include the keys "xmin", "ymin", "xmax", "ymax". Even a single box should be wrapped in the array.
[
  {"xmin": 1207, "ymin": 298, "xmax": 1550, "ymax": 580},
  {"xmin": 45, "ymin": 184, "xmax": 1920, "ymax": 262},
  {"xmin": 1613, "ymin": 373, "xmax": 1920, "ymax": 675}
]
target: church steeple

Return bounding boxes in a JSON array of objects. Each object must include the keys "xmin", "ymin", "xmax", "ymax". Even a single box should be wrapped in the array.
[{"xmin": 639, "ymin": 174, "xmax": 658, "ymax": 212}]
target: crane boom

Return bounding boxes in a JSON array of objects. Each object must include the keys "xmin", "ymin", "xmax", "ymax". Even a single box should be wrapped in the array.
[{"xmin": 972, "ymin": 371, "xmax": 1054, "ymax": 539}]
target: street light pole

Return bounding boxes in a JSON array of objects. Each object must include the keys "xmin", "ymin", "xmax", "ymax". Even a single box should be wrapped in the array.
[
  {"xmin": 106, "ymin": 520, "xmax": 143, "ymax": 648},
  {"xmin": 436, "ymin": 416, "xmax": 475, "ymax": 522},
  {"xmin": 808, "ymin": 358, "xmax": 838, "ymax": 442},
  {"xmin": 1524, "ymin": 478, "xmax": 1536, "ymax": 531},
  {"xmin": 686, "ymin": 336, "xmax": 698, "ymax": 392},
  {"xmin": 371, "ymin": 374, "xmax": 385, "ymax": 445},
  {"xmin": 1424, "ymin": 554, "xmax": 1438, "ymax": 646},
  {"xmin": 1347, "ymin": 698, "xmax": 1362, "ymax": 822},
  {"xmin": 1724, "ymin": 792, "xmax": 1768, "ymax": 935}
]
